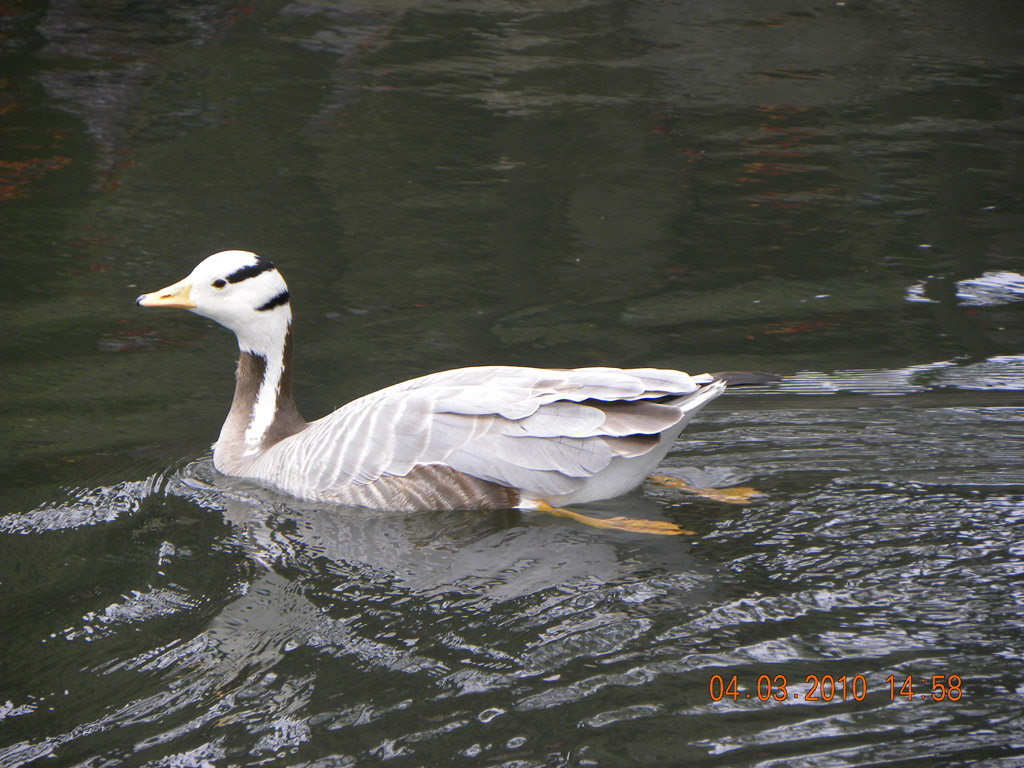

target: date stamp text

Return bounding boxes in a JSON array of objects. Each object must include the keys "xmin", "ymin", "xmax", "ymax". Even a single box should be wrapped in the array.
[{"xmin": 709, "ymin": 674, "xmax": 963, "ymax": 703}]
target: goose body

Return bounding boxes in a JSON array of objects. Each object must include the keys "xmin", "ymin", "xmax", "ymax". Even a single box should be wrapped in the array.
[{"xmin": 138, "ymin": 251, "xmax": 731, "ymax": 513}]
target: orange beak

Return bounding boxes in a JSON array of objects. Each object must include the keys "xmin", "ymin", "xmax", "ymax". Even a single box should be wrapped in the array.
[{"xmin": 136, "ymin": 278, "xmax": 196, "ymax": 309}]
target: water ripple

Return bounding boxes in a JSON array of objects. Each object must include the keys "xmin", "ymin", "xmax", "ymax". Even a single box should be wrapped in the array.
[{"xmin": 2, "ymin": 398, "xmax": 1022, "ymax": 767}]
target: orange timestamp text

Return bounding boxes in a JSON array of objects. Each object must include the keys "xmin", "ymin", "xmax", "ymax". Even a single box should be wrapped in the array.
[{"xmin": 709, "ymin": 674, "xmax": 963, "ymax": 703}]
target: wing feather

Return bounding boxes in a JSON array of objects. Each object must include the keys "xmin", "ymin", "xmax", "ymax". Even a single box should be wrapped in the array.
[
  {"xmin": 489, "ymin": 401, "xmax": 608, "ymax": 438},
  {"xmin": 446, "ymin": 441, "xmax": 584, "ymax": 496},
  {"xmin": 258, "ymin": 365, "xmax": 721, "ymax": 500},
  {"xmin": 588, "ymin": 401, "xmax": 684, "ymax": 436}
]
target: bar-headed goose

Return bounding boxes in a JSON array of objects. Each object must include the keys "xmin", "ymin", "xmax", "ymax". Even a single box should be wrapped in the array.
[{"xmin": 137, "ymin": 251, "xmax": 759, "ymax": 534}]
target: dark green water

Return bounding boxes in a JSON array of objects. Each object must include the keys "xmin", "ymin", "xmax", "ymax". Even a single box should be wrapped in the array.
[{"xmin": 2, "ymin": 1, "xmax": 1023, "ymax": 766}]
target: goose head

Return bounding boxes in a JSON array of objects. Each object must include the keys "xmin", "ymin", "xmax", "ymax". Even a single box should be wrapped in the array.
[{"xmin": 137, "ymin": 250, "xmax": 291, "ymax": 356}]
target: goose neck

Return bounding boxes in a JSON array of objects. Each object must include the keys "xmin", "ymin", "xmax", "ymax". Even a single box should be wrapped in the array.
[{"xmin": 214, "ymin": 327, "xmax": 306, "ymax": 472}]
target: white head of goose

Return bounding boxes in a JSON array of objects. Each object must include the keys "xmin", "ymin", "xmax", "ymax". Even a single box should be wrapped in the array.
[{"xmin": 138, "ymin": 250, "xmax": 760, "ymax": 534}]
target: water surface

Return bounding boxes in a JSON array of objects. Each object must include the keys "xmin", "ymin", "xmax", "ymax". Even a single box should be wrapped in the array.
[{"xmin": 2, "ymin": 1, "xmax": 1023, "ymax": 766}]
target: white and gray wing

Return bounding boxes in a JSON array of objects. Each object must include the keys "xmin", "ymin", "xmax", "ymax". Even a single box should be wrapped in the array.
[{"xmin": 258, "ymin": 366, "xmax": 719, "ymax": 500}]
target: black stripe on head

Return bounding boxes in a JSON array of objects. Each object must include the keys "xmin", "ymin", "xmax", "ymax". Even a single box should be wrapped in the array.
[
  {"xmin": 256, "ymin": 289, "xmax": 290, "ymax": 312},
  {"xmin": 226, "ymin": 259, "xmax": 275, "ymax": 284}
]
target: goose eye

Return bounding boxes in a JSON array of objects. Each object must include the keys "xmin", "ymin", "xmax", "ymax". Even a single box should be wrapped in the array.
[{"xmin": 212, "ymin": 279, "xmax": 226, "ymax": 289}]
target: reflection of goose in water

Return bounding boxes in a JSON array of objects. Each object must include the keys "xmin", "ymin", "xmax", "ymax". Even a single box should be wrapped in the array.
[
  {"xmin": 160, "ymin": 465, "xmax": 710, "ymax": 700},
  {"xmin": 138, "ymin": 251, "xmax": 762, "ymax": 535},
  {"xmin": 7, "ymin": 462, "xmax": 709, "ymax": 705},
  {"xmin": 207, "ymin": 478, "xmax": 695, "ymax": 599},
  {"xmin": 196, "ymin": 473, "xmax": 706, "ymax": 677}
]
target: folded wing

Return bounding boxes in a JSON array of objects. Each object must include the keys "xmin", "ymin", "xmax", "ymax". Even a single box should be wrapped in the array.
[{"xmin": 258, "ymin": 365, "xmax": 719, "ymax": 501}]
